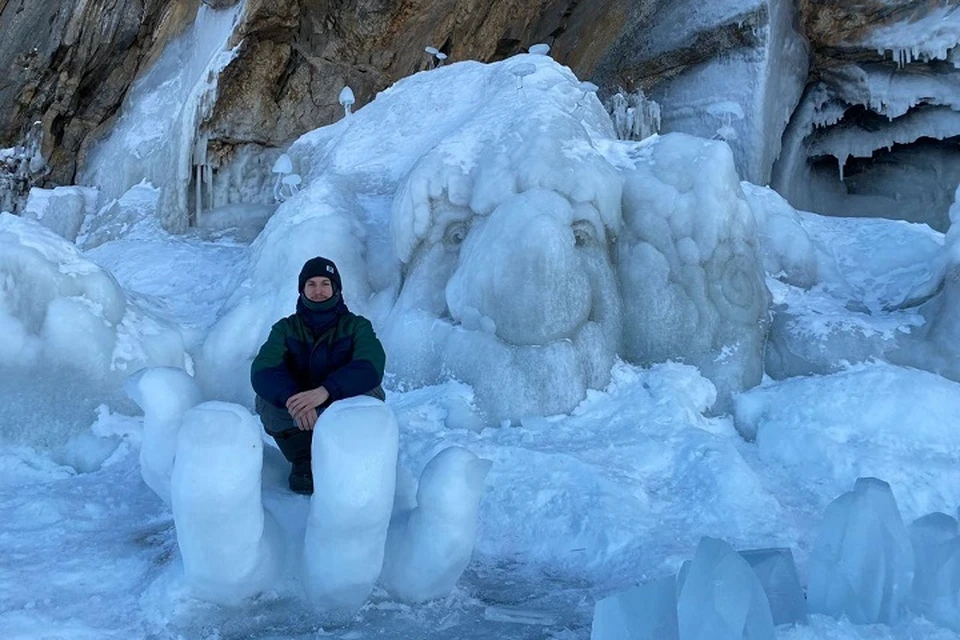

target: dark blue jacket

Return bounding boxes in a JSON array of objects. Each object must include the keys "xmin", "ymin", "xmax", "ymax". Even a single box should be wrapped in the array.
[{"xmin": 250, "ymin": 308, "xmax": 386, "ymax": 409}]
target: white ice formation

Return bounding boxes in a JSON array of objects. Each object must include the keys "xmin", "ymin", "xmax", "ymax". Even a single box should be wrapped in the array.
[
  {"xmin": 302, "ymin": 396, "xmax": 399, "ymax": 622},
  {"xmin": 171, "ymin": 401, "xmax": 281, "ymax": 605},
  {"xmin": 21, "ymin": 186, "xmax": 98, "ymax": 242},
  {"xmin": 381, "ymin": 446, "xmax": 492, "ymax": 602},
  {"xmin": 0, "ymin": 213, "xmax": 187, "ymax": 381}
]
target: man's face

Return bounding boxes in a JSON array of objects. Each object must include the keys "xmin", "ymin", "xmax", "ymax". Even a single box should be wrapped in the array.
[{"xmin": 304, "ymin": 276, "xmax": 334, "ymax": 302}]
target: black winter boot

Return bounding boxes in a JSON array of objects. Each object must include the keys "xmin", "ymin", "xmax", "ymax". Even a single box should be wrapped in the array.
[{"xmin": 271, "ymin": 429, "xmax": 314, "ymax": 495}]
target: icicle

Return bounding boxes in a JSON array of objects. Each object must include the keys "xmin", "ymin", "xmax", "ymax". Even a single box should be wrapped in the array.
[{"xmin": 838, "ymin": 154, "xmax": 847, "ymax": 182}]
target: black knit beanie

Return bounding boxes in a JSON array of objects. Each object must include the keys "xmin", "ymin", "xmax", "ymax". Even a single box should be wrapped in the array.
[{"xmin": 298, "ymin": 256, "xmax": 342, "ymax": 294}]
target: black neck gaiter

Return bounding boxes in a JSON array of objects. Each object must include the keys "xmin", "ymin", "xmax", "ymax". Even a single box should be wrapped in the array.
[{"xmin": 296, "ymin": 292, "xmax": 348, "ymax": 336}]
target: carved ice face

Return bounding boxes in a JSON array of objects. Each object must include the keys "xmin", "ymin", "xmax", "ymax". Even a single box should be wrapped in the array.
[{"xmin": 384, "ymin": 188, "xmax": 622, "ymax": 423}]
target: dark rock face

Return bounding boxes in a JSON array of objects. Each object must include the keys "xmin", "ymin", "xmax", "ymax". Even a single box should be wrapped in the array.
[
  {"xmin": 0, "ymin": 0, "xmax": 200, "ymax": 185},
  {"xmin": 2, "ymin": 0, "xmax": 957, "ymax": 228},
  {"xmin": 200, "ymin": 0, "xmax": 628, "ymax": 162}
]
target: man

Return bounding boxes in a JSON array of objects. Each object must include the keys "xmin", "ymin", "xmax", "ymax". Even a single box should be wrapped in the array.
[{"xmin": 251, "ymin": 256, "xmax": 386, "ymax": 494}]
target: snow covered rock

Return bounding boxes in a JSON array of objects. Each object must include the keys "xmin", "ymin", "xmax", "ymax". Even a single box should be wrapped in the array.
[
  {"xmin": 807, "ymin": 477, "xmax": 914, "ymax": 624},
  {"xmin": 381, "ymin": 446, "xmax": 492, "ymax": 602}
]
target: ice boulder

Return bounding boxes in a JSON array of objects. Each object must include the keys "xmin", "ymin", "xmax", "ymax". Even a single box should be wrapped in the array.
[
  {"xmin": 591, "ymin": 576, "xmax": 679, "ymax": 640},
  {"xmin": 124, "ymin": 367, "xmax": 202, "ymax": 505},
  {"xmin": 381, "ymin": 446, "xmax": 492, "ymax": 602},
  {"xmin": 676, "ymin": 537, "xmax": 774, "ymax": 640},
  {"xmin": 302, "ymin": 396, "xmax": 399, "ymax": 622},
  {"xmin": 22, "ymin": 185, "xmax": 98, "ymax": 242},
  {"xmin": 909, "ymin": 512, "xmax": 960, "ymax": 631},
  {"xmin": 807, "ymin": 477, "xmax": 914, "ymax": 624},
  {"xmin": 740, "ymin": 548, "xmax": 808, "ymax": 626},
  {"xmin": 170, "ymin": 401, "xmax": 281, "ymax": 605}
]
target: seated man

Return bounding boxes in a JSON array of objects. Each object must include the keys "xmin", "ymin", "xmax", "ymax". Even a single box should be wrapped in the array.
[{"xmin": 251, "ymin": 256, "xmax": 386, "ymax": 494}]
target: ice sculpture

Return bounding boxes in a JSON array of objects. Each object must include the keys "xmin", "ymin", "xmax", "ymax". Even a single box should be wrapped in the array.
[
  {"xmin": 617, "ymin": 134, "xmax": 770, "ymax": 413},
  {"xmin": 199, "ymin": 55, "xmax": 771, "ymax": 422},
  {"xmin": 807, "ymin": 477, "xmax": 914, "ymax": 624}
]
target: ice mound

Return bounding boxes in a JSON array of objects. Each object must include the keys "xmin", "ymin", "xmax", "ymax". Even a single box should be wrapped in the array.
[
  {"xmin": 807, "ymin": 477, "xmax": 914, "ymax": 624},
  {"xmin": 22, "ymin": 186, "xmax": 98, "ymax": 243},
  {"xmin": 0, "ymin": 213, "xmax": 186, "ymax": 384},
  {"xmin": 381, "ymin": 445, "xmax": 492, "ymax": 602},
  {"xmin": 77, "ymin": 181, "xmax": 165, "ymax": 250},
  {"xmin": 734, "ymin": 362, "xmax": 960, "ymax": 519}
]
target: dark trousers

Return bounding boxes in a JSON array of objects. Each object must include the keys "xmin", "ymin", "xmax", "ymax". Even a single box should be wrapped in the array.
[{"xmin": 255, "ymin": 386, "xmax": 386, "ymax": 468}]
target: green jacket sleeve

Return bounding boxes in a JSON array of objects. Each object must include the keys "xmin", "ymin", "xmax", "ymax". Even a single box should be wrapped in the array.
[{"xmin": 250, "ymin": 321, "xmax": 300, "ymax": 408}]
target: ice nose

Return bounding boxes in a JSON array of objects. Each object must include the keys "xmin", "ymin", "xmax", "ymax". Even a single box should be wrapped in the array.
[{"xmin": 446, "ymin": 192, "xmax": 592, "ymax": 345}]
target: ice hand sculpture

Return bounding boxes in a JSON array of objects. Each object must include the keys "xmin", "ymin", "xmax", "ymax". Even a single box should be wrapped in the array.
[
  {"xmin": 131, "ymin": 369, "xmax": 487, "ymax": 616},
  {"xmin": 125, "ymin": 366, "xmax": 202, "ymax": 505},
  {"xmin": 381, "ymin": 446, "xmax": 492, "ymax": 602}
]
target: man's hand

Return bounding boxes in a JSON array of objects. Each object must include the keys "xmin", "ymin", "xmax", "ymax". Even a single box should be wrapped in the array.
[
  {"xmin": 294, "ymin": 407, "xmax": 318, "ymax": 431},
  {"xmin": 287, "ymin": 386, "xmax": 330, "ymax": 419}
]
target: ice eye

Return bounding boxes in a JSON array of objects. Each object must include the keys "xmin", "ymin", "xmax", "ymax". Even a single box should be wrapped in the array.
[
  {"xmin": 572, "ymin": 221, "xmax": 596, "ymax": 247},
  {"xmin": 443, "ymin": 221, "xmax": 469, "ymax": 247}
]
